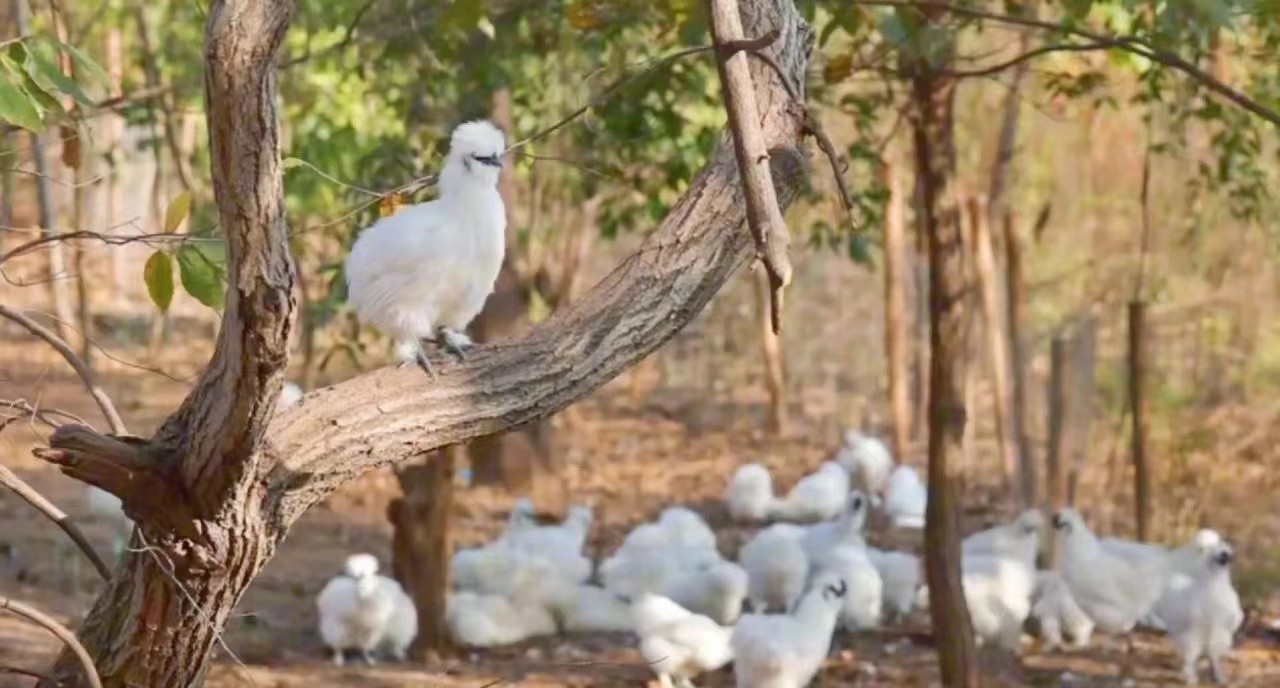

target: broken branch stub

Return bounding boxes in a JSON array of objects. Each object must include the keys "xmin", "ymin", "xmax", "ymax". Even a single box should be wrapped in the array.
[{"xmin": 708, "ymin": 0, "xmax": 794, "ymax": 334}]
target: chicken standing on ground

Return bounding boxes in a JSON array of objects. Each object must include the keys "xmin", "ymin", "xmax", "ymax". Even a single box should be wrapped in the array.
[
  {"xmin": 834, "ymin": 430, "xmax": 895, "ymax": 497},
  {"xmin": 1053, "ymin": 509, "xmax": 1168, "ymax": 635},
  {"xmin": 817, "ymin": 544, "xmax": 883, "ymax": 631},
  {"xmin": 316, "ymin": 554, "xmax": 416, "ymax": 665},
  {"xmin": 1101, "ymin": 529, "xmax": 1223, "ymax": 631},
  {"xmin": 726, "ymin": 463, "xmax": 776, "ymax": 523},
  {"xmin": 771, "ymin": 461, "xmax": 850, "ymax": 523},
  {"xmin": 958, "ymin": 513, "xmax": 1040, "ymax": 649},
  {"xmin": 731, "ymin": 571, "xmax": 848, "ymax": 688},
  {"xmin": 882, "ymin": 465, "xmax": 926, "ymax": 529},
  {"xmin": 633, "ymin": 594, "xmax": 735, "ymax": 688},
  {"xmin": 739, "ymin": 524, "xmax": 810, "ymax": 613},
  {"xmin": 1161, "ymin": 540, "xmax": 1243, "ymax": 685},
  {"xmin": 866, "ymin": 547, "xmax": 921, "ymax": 623},
  {"xmin": 1032, "ymin": 570, "xmax": 1094, "ymax": 650},
  {"xmin": 345, "ymin": 120, "xmax": 507, "ymax": 376}
]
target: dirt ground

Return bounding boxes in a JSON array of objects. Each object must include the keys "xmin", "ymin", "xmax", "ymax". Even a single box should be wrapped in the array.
[{"xmin": 3, "ymin": 320, "xmax": 1280, "ymax": 688}]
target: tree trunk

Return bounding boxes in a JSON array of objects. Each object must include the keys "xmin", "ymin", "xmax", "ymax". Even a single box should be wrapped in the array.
[
  {"xmin": 909, "ymin": 22, "xmax": 979, "ymax": 687},
  {"xmin": 965, "ymin": 197, "xmax": 1017, "ymax": 499},
  {"xmin": 882, "ymin": 160, "xmax": 911, "ymax": 461},
  {"xmin": 105, "ymin": 25, "xmax": 127, "ymax": 309},
  {"xmin": 1044, "ymin": 334, "xmax": 1068, "ymax": 567},
  {"xmin": 1128, "ymin": 300, "xmax": 1151, "ymax": 540},
  {"xmin": 71, "ymin": 134, "xmax": 96, "ymax": 368},
  {"xmin": 753, "ymin": 266, "xmax": 787, "ymax": 435},
  {"xmin": 1066, "ymin": 316, "xmax": 1096, "ymax": 505},
  {"xmin": 36, "ymin": 2, "xmax": 813, "ymax": 685},
  {"xmin": 1002, "ymin": 212, "xmax": 1036, "ymax": 505},
  {"xmin": 389, "ymin": 448, "xmax": 456, "ymax": 658}
]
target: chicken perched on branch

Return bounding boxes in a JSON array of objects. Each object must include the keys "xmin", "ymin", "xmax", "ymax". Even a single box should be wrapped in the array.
[{"xmin": 345, "ymin": 120, "xmax": 507, "ymax": 376}]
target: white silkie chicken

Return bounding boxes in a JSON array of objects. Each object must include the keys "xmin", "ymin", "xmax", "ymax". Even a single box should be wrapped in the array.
[
  {"xmin": 725, "ymin": 464, "xmax": 777, "ymax": 523},
  {"xmin": 963, "ymin": 509, "xmax": 1046, "ymax": 558},
  {"xmin": 345, "ymin": 120, "xmax": 506, "ymax": 376},
  {"xmin": 866, "ymin": 547, "xmax": 921, "ymax": 623},
  {"xmin": 882, "ymin": 464, "xmax": 926, "ymax": 529},
  {"xmin": 1053, "ymin": 508, "xmax": 1168, "ymax": 634},
  {"xmin": 1032, "ymin": 570, "xmax": 1094, "ymax": 650},
  {"xmin": 816, "ymin": 545, "xmax": 883, "ymax": 631},
  {"xmin": 503, "ymin": 504, "xmax": 593, "ymax": 561},
  {"xmin": 800, "ymin": 491, "xmax": 870, "ymax": 562},
  {"xmin": 956, "ymin": 512, "xmax": 1041, "ymax": 649},
  {"xmin": 545, "ymin": 583, "xmax": 634, "ymax": 633},
  {"xmin": 1160, "ymin": 541, "xmax": 1244, "ymax": 685},
  {"xmin": 445, "ymin": 590, "xmax": 558, "ymax": 648},
  {"xmin": 731, "ymin": 571, "xmax": 848, "ymax": 688},
  {"xmin": 658, "ymin": 506, "xmax": 719, "ymax": 553},
  {"xmin": 600, "ymin": 511, "xmax": 721, "ymax": 600},
  {"xmin": 834, "ymin": 429, "xmax": 895, "ymax": 497},
  {"xmin": 633, "ymin": 594, "xmax": 736, "ymax": 688},
  {"xmin": 316, "ymin": 554, "xmax": 411, "ymax": 665},
  {"xmin": 1101, "ymin": 529, "xmax": 1223, "ymax": 631},
  {"xmin": 770, "ymin": 461, "xmax": 850, "ymax": 523},
  {"xmin": 277, "ymin": 381, "xmax": 304, "ymax": 410},
  {"xmin": 663, "ymin": 559, "xmax": 750, "ymax": 625},
  {"xmin": 738, "ymin": 524, "xmax": 810, "ymax": 613}
]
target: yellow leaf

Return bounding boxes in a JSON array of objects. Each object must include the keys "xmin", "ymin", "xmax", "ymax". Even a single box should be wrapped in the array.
[
  {"xmin": 164, "ymin": 191, "xmax": 192, "ymax": 233},
  {"xmin": 379, "ymin": 192, "xmax": 405, "ymax": 218},
  {"xmin": 823, "ymin": 54, "xmax": 854, "ymax": 85},
  {"xmin": 566, "ymin": 4, "xmax": 600, "ymax": 30}
]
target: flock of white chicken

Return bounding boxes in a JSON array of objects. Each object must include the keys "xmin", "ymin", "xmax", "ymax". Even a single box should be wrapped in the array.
[{"xmin": 314, "ymin": 430, "xmax": 1245, "ymax": 686}]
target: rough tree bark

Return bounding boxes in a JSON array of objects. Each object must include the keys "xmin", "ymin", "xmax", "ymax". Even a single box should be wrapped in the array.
[
  {"xmin": 1002, "ymin": 212, "xmax": 1036, "ymax": 505},
  {"xmin": 389, "ymin": 448, "xmax": 457, "ymax": 658},
  {"xmin": 882, "ymin": 160, "xmax": 911, "ymax": 460},
  {"xmin": 1128, "ymin": 300, "xmax": 1151, "ymax": 540},
  {"xmin": 34, "ymin": 1, "xmax": 814, "ymax": 685},
  {"xmin": 1044, "ymin": 333, "xmax": 1069, "ymax": 567},
  {"xmin": 752, "ymin": 266, "xmax": 788, "ymax": 435},
  {"xmin": 907, "ymin": 12, "xmax": 979, "ymax": 686}
]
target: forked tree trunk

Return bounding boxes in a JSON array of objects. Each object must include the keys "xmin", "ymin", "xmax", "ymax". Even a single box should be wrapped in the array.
[
  {"xmin": 753, "ymin": 267, "xmax": 787, "ymax": 435},
  {"xmin": 908, "ymin": 21, "xmax": 979, "ymax": 687},
  {"xmin": 881, "ymin": 161, "xmax": 911, "ymax": 460},
  {"xmin": 36, "ymin": 2, "xmax": 814, "ymax": 685},
  {"xmin": 389, "ymin": 448, "xmax": 456, "ymax": 657}
]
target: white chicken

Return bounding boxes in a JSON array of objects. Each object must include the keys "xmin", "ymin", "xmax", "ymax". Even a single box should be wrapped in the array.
[
  {"xmin": 658, "ymin": 506, "xmax": 719, "ymax": 552},
  {"xmin": 545, "ymin": 583, "xmax": 634, "ymax": 633},
  {"xmin": 834, "ymin": 429, "xmax": 895, "ymax": 497},
  {"xmin": 600, "ymin": 510, "xmax": 721, "ymax": 600},
  {"xmin": 866, "ymin": 547, "xmax": 921, "ymax": 623},
  {"xmin": 1160, "ymin": 541, "xmax": 1243, "ymax": 685},
  {"xmin": 1100, "ymin": 529, "xmax": 1223, "ymax": 631},
  {"xmin": 316, "ymin": 554, "xmax": 409, "ymax": 665},
  {"xmin": 738, "ymin": 524, "xmax": 810, "ymax": 614},
  {"xmin": 662, "ymin": 559, "xmax": 750, "ymax": 626},
  {"xmin": 1053, "ymin": 508, "xmax": 1168, "ymax": 634},
  {"xmin": 345, "ymin": 120, "xmax": 507, "ymax": 375},
  {"xmin": 770, "ymin": 461, "xmax": 850, "ymax": 523},
  {"xmin": 1031, "ymin": 570, "xmax": 1093, "ymax": 650},
  {"xmin": 882, "ymin": 464, "xmax": 926, "ymax": 529},
  {"xmin": 725, "ymin": 463, "xmax": 777, "ymax": 523},
  {"xmin": 731, "ymin": 570, "xmax": 848, "ymax": 688},
  {"xmin": 816, "ymin": 544, "xmax": 883, "ymax": 631},
  {"xmin": 962, "ymin": 509, "xmax": 1046, "ymax": 559},
  {"xmin": 445, "ymin": 590, "xmax": 558, "ymax": 648},
  {"xmin": 800, "ymin": 491, "xmax": 870, "ymax": 562},
  {"xmin": 633, "ymin": 594, "xmax": 735, "ymax": 688}
]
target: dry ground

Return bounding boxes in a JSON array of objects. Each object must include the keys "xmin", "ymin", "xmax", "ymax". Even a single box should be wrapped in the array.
[{"xmin": 3, "ymin": 313, "xmax": 1280, "ymax": 688}]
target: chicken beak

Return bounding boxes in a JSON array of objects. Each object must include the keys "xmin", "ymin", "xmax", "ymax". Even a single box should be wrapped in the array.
[{"xmin": 474, "ymin": 153, "xmax": 503, "ymax": 168}]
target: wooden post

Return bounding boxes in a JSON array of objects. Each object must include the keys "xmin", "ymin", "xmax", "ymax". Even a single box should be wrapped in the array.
[
  {"xmin": 1002, "ymin": 211, "xmax": 1037, "ymax": 505},
  {"xmin": 1128, "ymin": 301, "xmax": 1151, "ymax": 541},
  {"xmin": 882, "ymin": 161, "xmax": 911, "ymax": 460},
  {"xmin": 966, "ymin": 196, "xmax": 1018, "ymax": 497},
  {"xmin": 389, "ymin": 448, "xmax": 458, "ymax": 658}
]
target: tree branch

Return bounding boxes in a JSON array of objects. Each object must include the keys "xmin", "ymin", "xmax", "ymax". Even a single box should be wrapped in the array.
[
  {"xmin": 0, "ymin": 597, "xmax": 102, "ymax": 688},
  {"xmin": 852, "ymin": 0, "xmax": 1280, "ymax": 128},
  {"xmin": 0, "ymin": 305, "xmax": 126, "ymax": 435},
  {"xmin": 0, "ymin": 464, "xmax": 111, "ymax": 580},
  {"xmin": 709, "ymin": 0, "xmax": 794, "ymax": 334}
]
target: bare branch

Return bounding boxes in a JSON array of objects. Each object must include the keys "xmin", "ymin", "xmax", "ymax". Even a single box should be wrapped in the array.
[
  {"xmin": 0, "ymin": 305, "xmax": 126, "ymax": 435},
  {"xmin": 0, "ymin": 596, "xmax": 102, "ymax": 688},
  {"xmin": 0, "ymin": 464, "xmax": 112, "ymax": 580},
  {"xmin": 1, "ymin": 398, "xmax": 94, "ymax": 430},
  {"xmin": 1, "ymin": 229, "xmax": 191, "ymax": 267},
  {"xmin": 709, "ymin": 0, "xmax": 793, "ymax": 334},
  {"xmin": 852, "ymin": 0, "xmax": 1280, "ymax": 127}
]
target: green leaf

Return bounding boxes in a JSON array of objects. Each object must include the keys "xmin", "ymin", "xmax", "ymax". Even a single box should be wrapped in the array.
[
  {"xmin": 143, "ymin": 251, "xmax": 174, "ymax": 312},
  {"xmin": 164, "ymin": 192, "xmax": 193, "ymax": 232},
  {"xmin": 0, "ymin": 71, "xmax": 43, "ymax": 131},
  {"xmin": 177, "ymin": 243, "xmax": 226, "ymax": 309},
  {"xmin": 52, "ymin": 40, "xmax": 109, "ymax": 88},
  {"xmin": 28, "ymin": 50, "xmax": 93, "ymax": 108},
  {"xmin": 1, "ymin": 54, "xmax": 61, "ymax": 117}
]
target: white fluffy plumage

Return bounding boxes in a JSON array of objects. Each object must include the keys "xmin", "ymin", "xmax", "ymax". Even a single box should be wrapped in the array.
[
  {"xmin": 277, "ymin": 382, "xmax": 303, "ymax": 410},
  {"xmin": 770, "ymin": 461, "xmax": 850, "ymax": 523},
  {"xmin": 662, "ymin": 559, "xmax": 750, "ymax": 625},
  {"xmin": 345, "ymin": 120, "xmax": 507, "ymax": 371},
  {"xmin": 1160, "ymin": 541, "xmax": 1243, "ymax": 685},
  {"xmin": 445, "ymin": 590, "xmax": 558, "ymax": 648},
  {"xmin": 1031, "ymin": 570, "xmax": 1093, "ymax": 650},
  {"xmin": 633, "ymin": 594, "xmax": 736, "ymax": 688},
  {"xmin": 866, "ymin": 547, "xmax": 921, "ymax": 623},
  {"xmin": 816, "ymin": 545, "xmax": 883, "ymax": 631},
  {"xmin": 731, "ymin": 570, "xmax": 848, "ymax": 688},
  {"xmin": 1053, "ymin": 508, "xmax": 1169, "ymax": 634},
  {"xmin": 800, "ymin": 491, "xmax": 870, "ymax": 562},
  {"xmin": 726, "ymin": 463, "xmax": 777, "ymax": 523},
  {"xmin": 1101, "ymin": 529, "xmax": 1223, "ymax": 631},
  {"xmin": 600, "ymin": 510, "xmax": 721, "ymax": 600},
  {"xmin": 834, "ymin": 430, "xmax": 896, "ymax": 497},
  {"xmin": 545, "ymin": 584, "xmax": 634, "ymax": 633},
  {"xmin": 739, "ymin": 524, "xmax": 810, "ymax": 614},
  {"xmin": 316, "ymin": 554, "xmax": 416, "ymax": 665},
  {"xmin": 882, "ymin": 465, "xmax": 926, "ymax": 529},
  {"xmin": 962, "ymin": 509, "xmax": 1046, "ymax": 559}
]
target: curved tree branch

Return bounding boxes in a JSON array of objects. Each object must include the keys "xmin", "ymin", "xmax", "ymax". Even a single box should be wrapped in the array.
[
  {"xmin": 0, "ymin": 597, "xmax": 102, "ymax": 688},
  {"xmin": 0, "ymin": 465, "xmax": 111, "ymax": 580},
  {"xmin": 0, "ymin": 304, "xmax": 126, "ymax": 435}
]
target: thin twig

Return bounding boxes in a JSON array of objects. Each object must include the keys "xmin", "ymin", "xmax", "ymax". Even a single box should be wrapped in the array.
[
  {"xmin": 0, "ymin": 596, "xmax": 102, "ymax": 688},
  {"xmin": 851, "ymin": 0, "xmax": 1280, "ymax": 127},
  {"xmin": 1, "ymin": 398, "xmax": 94, "ymax": 430},
  {"xmin": 0, "ymin": 229, "xmax": 191, "ymax": 267},
  {"xmin": 1135, "ymin": 123, "xmax": 1153, "ymax": 300},
  {"xmin": 943, "ymin": 41, "xmax": 1111, "ymax": 79},
  {"xmin": 0, "ymin": 304, "xmax": 126, "ymax": 434},
  {"xmin": 0, "ymin": 464, "xmax": 112, "ymax": 580}
]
